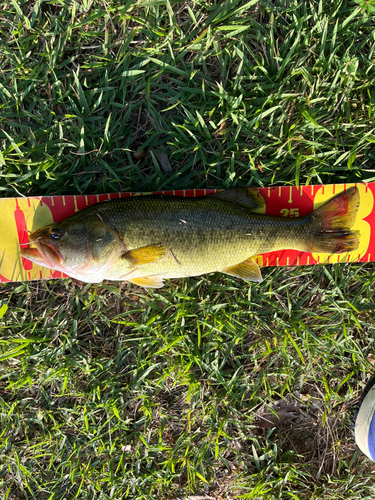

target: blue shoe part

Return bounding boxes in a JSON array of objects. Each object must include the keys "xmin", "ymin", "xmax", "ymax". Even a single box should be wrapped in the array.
[{"xmin": 353, "ymin": 376, "xmax": 375, "ymax": 461}]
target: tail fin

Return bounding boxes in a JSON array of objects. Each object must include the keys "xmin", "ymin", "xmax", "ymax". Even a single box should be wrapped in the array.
[{"xmin": 309, "ymin": 187, "xmax": 360, "ymax": 254}]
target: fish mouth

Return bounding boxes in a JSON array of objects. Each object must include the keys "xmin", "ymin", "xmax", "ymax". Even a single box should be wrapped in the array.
[{"xmin": 20, "ymin": 240, "xmax": 63, "ymax": 269}]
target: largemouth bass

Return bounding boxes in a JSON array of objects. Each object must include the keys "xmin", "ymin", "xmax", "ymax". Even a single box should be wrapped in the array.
[{"xmin": 21, "ymin": 188, "xmax": 360, "ymax": 288}]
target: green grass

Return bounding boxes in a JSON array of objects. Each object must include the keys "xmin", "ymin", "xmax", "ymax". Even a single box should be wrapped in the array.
[{"xmin": 1, "ymin": 0, "xmax": 375, "ymax": 498}]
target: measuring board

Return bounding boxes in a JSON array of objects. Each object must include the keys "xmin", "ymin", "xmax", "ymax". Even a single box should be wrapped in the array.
[{"xmin": 1, "ymin": 183, "xmax": 374, "ymax": 283}]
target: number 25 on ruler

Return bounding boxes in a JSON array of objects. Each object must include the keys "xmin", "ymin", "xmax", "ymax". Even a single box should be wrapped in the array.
[{"xmin": 280, "ymin": 208, "xmax": 300, "ymax": 217}]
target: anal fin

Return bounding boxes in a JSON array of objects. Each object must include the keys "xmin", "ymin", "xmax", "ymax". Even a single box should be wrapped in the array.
[
  {"xmin": 221, "ymin": 257, "xmax": 263, "ymax": 283},
  {"xmin": 123, "ymin": 244, "xmax": 168, "ymax": 266},
  {"xmin": 128, "ymin": 276, "xmax": 164, "ymax": 289}
]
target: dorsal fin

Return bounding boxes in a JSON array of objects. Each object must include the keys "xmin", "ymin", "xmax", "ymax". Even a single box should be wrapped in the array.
[{"xmin": 210, "ymin": 189, "xmax": 265, "ymax": 211}]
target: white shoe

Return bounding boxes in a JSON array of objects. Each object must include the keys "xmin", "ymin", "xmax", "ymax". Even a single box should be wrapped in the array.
[{"xmin": 353, "ymin": 376, "xmax": 375, "ymax": 461}]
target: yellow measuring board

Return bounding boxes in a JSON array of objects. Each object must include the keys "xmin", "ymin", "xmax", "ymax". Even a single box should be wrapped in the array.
[{"xmin": 1, "ymin": 183, "xmax": 374, "ymax": 283}]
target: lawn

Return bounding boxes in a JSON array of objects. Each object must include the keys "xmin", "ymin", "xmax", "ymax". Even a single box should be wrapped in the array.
[{"xmin": 1, "ymin": 0, "xmax": 375, "ymax": 498}]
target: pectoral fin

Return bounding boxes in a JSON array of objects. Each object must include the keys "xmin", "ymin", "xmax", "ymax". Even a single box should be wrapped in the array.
[
  {"xmin": 221, "ymin": 257, "xmax": 263, "ymax": 282},
  {"xmin": 123, "ymin": 244, "xmax": 168, "ymax": 266},
  {"xmin": 128, "ymin": 276, "xmax": 164, "ymax": 289}
]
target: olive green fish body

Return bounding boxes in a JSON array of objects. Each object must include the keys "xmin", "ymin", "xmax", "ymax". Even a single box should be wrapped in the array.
[
  {"xmin": 21, "ymin": 188, "xmax": 360, "ymax": 287},
  {"xmin": 95, "ymin": 197, "xmax": 308, "ymax": 279}
]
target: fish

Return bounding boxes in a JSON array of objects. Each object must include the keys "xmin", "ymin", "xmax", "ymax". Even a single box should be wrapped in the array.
[{"xmin": 20, "ymin": 187, "xmax": 360, "ymax": 288}]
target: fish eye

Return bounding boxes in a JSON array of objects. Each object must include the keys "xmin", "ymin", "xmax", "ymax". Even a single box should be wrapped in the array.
[{"xmin": 50, "ymin": 228, "xmax": 63, "ymax": 239}]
